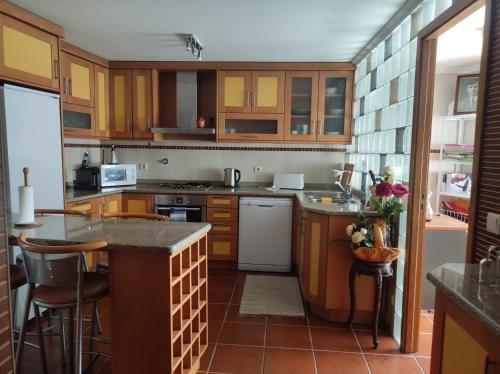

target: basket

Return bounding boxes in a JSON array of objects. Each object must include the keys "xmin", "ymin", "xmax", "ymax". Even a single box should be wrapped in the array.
[{"xmin": 352, "ymin": 246, "xmax": 401, "ymax": 264}]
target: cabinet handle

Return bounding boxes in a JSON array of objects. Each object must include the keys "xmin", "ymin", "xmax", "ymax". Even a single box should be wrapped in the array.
[
  {"xmin": 68, "ymin": 79, "xmax": 72, "ymax": 96},
  {"xmin": 311, "ymin": 120, "xmax": 316, "ymax": 135},
  {"xmin": 62, "ymin": 77, "xmax": 67, "ymax": 95},
  {"xmin": 245, "ymin": 91, "xmax": 250, "ymax": 107},
  {"xmin": 317, "ymin": 119, "xmax": 322, "ymax": 133},
  {"xmin": 54, "ymin": 60, "xmax": 59, "ymax": 80},
  {"xmin": 484, "ymin": 357, "xmax": 495, "ymax": 374},
  {"xmin": 126, "ymin": 116, "xmax": 131, "ymax": 131},
  {"xmin": 147, "ymin": 116, "xmax": 151, "ymax": 129},
  {"xmin": 252, "ymin": 91, "xmax": 256, "ymax": 107}
]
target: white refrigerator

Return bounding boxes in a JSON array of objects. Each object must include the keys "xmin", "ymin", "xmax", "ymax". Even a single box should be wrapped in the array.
[{"xmin": 1, "ymin": 84, "xmax": 64, "ymax": 326}]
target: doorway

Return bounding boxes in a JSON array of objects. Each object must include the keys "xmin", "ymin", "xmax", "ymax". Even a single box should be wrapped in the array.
[{"xmin": 402, "ymin": 0, "xmax": 488, "ymax": 354}]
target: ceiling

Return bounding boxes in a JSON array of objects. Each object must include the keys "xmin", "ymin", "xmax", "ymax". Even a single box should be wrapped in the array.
[
  {"xmin": 436, "ymin": 6, "xmax": 485, "ymax": 74},
  {"xmin": 11, "ymin": 0, "xmax": 408, "ymax": 62}
]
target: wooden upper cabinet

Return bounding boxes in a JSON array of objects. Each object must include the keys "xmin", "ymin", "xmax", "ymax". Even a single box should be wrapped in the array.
[
  {"xmin": 0, "ymin": 14, "xmax": 59, "ymax": 90},
  {"xmin": 94, "ymin": 65, "xmax": 109, "ymax": 138},
  {"xmin": 218, "ymin": 70, "xmax": 284, "ymax": 114},
  {"xmin": 316, "ymin": 71, "xmax": 352, "ymax": 143},
  {"xmin": 132, "ymin": 69, "xmax": 153, "ymax": 139},
  {"xmin": 218, "ymin": 71, "xmax": 252, "ymax": 113},
  {"xmin": 284, "ymin": 71, "xmax": 319, "ymax": 141},
  {"xmin": 61, "ymin": 51, "xmax": 94, "ymax": 107},
  {"xmin": 110, "ymin": 69, "xmax": 133, "ymax": 138},
  {"xmin": 251, "ymin": 71, "xmax": 285, "ymax": 113}
]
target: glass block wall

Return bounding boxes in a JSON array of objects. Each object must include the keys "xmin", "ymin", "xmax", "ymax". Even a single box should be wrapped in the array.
[{"xmin": 346, "ymin": 0, "xmax": 453, "ymax": 343}]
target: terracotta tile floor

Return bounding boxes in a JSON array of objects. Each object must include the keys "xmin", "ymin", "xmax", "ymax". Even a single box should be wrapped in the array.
[{"xmin": 15, "ymin": 269, "xmax": 434, "ymax": 374}]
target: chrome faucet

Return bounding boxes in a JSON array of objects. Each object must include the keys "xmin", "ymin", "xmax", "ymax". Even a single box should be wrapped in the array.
[{"xmin": 335, "ymin": 181, "xmax": 352, "ymax": 200}]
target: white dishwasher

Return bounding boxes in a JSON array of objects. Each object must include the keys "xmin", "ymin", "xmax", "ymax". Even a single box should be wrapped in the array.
[{"xmin": 238, "ymin": 197, "xmax": 293, "ymax": 272}]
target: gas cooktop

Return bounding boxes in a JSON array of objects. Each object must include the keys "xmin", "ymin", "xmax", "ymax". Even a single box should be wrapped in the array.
[{"xmin": 159, "ymin": 182, "xmax": 213, "ymax": 191}]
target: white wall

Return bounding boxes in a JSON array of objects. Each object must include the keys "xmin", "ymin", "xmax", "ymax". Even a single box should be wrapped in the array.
[{"xmin": 63, "ymin": 139, "xmax": 346, "ymax": 185}]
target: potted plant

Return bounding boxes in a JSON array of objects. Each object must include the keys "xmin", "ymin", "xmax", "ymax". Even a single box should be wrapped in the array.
[{"xmin": 346, "ymin": 166, "xmax": 409, "ymax": 263}]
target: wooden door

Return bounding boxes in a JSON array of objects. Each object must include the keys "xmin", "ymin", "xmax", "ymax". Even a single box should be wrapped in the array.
[
  {"xmin": 284, "ymin": 71, "xmax": 319, "ymax": 141},
  {"xmin": 251, "ymin": 71, "xmax": 285, "ymax": 113},
  {"xmin": 110, "ymin": 69, "xmax": 133, "ymax": 138},
  {"xmin": 132, "ymin": 70, "xmax": 153, "ymax": 139},
  {"xmin": 122, "ymin": 193, "xmax": 153, "ymax": 214},
  {"xmin": 94, "ymin": 65, "xmax": 109, "ymax": 138},
  {"xmin": 104, "ymin": 194, "xmax": 122, "ymax": 214},
  {"xmin": 0, "ymin": 14, "xmax": 59, "ymax": 90},
  {"xmin": 302, "ymin": 212, "xmax": 329, "ymax": 306},
  {"xmin": 316, "ymin": 71, "xmax": 353, "ymax": 143},
  {"xmin": 218, "ymin": 70, "xmax": 252, "ymax": 113},
  {"xmin": 61, "ymin": 52, "xmax": 94, "ymax": 107}
]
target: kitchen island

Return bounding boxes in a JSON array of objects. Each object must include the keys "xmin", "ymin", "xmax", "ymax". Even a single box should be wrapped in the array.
[
  {"xmin": 10, "ymin": 215, "xmax": 211, "ymax": 374},
  {"xmin": 427, "ymin": 263, "xmax": 500, "ymax": 374}
]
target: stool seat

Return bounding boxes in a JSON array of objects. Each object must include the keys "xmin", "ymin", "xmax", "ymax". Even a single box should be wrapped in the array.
[
  {"xmin": 10, "ymin": 264, "xmax": 26, "ymax": 289},
  {"xmin": 33, "ymin": 272, "xmax": 108, "ymax": 307}
]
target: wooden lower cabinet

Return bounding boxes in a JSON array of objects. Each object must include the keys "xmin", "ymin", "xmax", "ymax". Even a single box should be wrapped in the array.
[
  {"xmin": 65, "ymin": 197, "xmax": 102, "ymax": 217},
  {"xmin": 299, "ymin": 212, "xmax": 374, "ymax": 322},
  {"xmin": 207, "ymin": 195, "xmax": 238, "ymax": 261},
  {"xmin": 122, "ymin": 193, "xmax": 153, "ymax": 214},
  {"xmin": 430, "ymin": 289, "xmax": 500, "ymax": 374},
  {"xmin": 103, "ymin": 193, "xmax": 122, "ymax": 213}
]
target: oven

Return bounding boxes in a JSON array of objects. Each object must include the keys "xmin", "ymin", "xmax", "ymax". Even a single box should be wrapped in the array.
[{"xmin": 154, "ymin": 194, "xmax": 206, "ymax": 222}]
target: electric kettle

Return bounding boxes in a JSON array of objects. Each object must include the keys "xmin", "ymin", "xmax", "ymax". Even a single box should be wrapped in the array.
[{"xmin": 224, "ymin": 168, "xmax": 241, "ymax": 187}]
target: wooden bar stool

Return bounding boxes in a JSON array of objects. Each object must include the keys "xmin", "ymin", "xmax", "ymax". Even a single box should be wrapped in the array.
[
  {"xmin": 96, "ymin": 212, "xmax": 169, "ymax": 271},
  {"xmin": 15, "ymin": 234, "xmax": 108, "ymax": 374}
]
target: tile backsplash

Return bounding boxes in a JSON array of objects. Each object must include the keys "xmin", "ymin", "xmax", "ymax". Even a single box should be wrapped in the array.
[{"xmin": 63, "ymin": 139, "xmax": 346, "ymax": 185}]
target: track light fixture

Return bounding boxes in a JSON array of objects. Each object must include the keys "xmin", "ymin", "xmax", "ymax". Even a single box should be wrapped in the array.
[{"xmin": 185, "ymin": 34, "xmax": 203, "ymax": 61}]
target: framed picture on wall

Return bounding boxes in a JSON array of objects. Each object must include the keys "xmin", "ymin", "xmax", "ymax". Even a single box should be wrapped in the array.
[{"xmin": 454, "ymin": 74, "xmax": 479, "ymax": 115}]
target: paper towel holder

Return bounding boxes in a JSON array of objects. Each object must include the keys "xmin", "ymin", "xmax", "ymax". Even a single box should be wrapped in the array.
[{"xmin": 14, "ymin": 167, "xmax": 42, "ymax": 228}]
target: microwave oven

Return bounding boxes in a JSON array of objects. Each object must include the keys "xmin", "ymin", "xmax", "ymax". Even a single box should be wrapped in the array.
[{"xmin": 76, "ymin": 164, "xmax": 136, "ymax": 189}]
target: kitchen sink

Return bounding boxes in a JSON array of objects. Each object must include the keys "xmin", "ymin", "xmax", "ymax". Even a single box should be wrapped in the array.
[{"xmin": 305, "ymin": 192, "xmax": 357, "ymax": 205}]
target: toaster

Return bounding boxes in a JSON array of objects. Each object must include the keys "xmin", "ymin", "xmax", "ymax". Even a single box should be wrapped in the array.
[{"xmin": 273, "ymin": 173, "xmax": 304, "ymax": 190}]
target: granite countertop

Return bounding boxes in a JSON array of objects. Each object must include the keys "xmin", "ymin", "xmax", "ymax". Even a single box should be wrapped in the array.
[
  {"xmin": 9, "ymin": 215, "xmax": 211, "ymax": 253},
  {"xmin": 427, "ymin": 263, "xmax": 500, "ymax": 336},
  {"xmin": 66, "ymin": 183, "xmax": 363, "ymax": 216}
]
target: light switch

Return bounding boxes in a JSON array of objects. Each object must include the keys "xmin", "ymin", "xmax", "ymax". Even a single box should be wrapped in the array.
[{"xmin": 486, "ymin": 212, "xmax": 500, "ymax": 235}]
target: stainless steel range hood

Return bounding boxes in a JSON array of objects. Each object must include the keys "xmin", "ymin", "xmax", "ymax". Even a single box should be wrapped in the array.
[{"xmin": 151, "ymin": 71, "xmax": 215, "ymax": 135}]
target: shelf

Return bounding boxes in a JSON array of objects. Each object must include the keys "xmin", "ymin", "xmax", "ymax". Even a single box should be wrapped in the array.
[
  {"xmin": 324, "ymin": 114, "xmax": 343, "ymax": 118},
  {"xmin": 438, "ymin": 191, "xmax": 471, "ymax": 199},
  {"xmin": 441, "ymin": 158, "xmax": 473, "ymax": 166},
  {"xmin": 291, "ymin": 94, "xmax": 312, "ymax": 97},
  {"xmin": 445, "ymin": 113, "xmax": 476, "ymax": 122},
  {"xmin": 291, "ymin": 114, "xmax": 311, "ymax": 118}
]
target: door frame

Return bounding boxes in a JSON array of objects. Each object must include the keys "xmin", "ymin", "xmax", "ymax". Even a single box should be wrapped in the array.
[{"xmin": 401, "ymin": 0, "xmax": 489, "ymax": 352}]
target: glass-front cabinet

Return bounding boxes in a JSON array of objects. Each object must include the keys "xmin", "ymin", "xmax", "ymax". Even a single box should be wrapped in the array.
[
  {"xmin": 284, "ymin": 71, "xmax": 319, "ymax": 141},
  {"xmin": 316, "ymin": 71, "xmax": 352, "ymax": 143},
  {"xmin": 218, "ymin": 113, "xmax": 283, "ymax": 141}
]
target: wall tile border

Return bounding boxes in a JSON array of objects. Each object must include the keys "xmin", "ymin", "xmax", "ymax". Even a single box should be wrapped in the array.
[{"xmin": 64, "ymin": 143, "xmax": 347, "ymax": 153}]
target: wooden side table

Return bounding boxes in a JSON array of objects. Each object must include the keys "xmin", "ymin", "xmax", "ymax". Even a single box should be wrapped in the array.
[{"xmin": 346, "ymin": 259, "xmax": 393, "ymax": 348}]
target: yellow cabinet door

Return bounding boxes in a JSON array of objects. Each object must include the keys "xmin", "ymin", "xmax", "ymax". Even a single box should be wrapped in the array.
[
  {"xmin": 441, "ymin": 314, "xmax": 488, "ymax": 374},
  {"xmin": 207, "ymin": 235, "xmax": 237, "ymax": 261},
  {"xmin": 104, "ymin": 194, "xmax": 122, "ymax": 214},
  {"xmin": 110, "ymin": 69, "xmax": 133, "ymax": 138},
  {"xmin": 132, "ymin": 70, "xmax": 153, "ymax": 139},
  {"xmin": 122, "ymin": 193, "xmax": 153, "ymax": 214},
  {"xmin": 316, "ymin": 71, "xmax": 352, "ymax": 143},
  {"xmin": 0, "ymin": 14, "xmax": 59, "ymax": 90},
  {"xmin": 303, "ymin": 213, "xmax": 328, "ymax": 305},
  {"xmin": 218, "ymin": 71, "xmax": 252, "ymax": 113},
  {"xmin": 62, "ymin": 52, "xmax": 94, "ymax": 107},
  {"xmin": 94, "ymin": 65, "xmax": 109, "ymax": 138},
  {"xmin": 251, "ymin": 71, "xmax": 285, "ymax": 114}
]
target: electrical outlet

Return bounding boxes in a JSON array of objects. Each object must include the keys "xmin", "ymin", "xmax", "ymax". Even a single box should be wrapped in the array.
[
  {"xmin": 254, "ymin": 166, "xmax": 263, "ymax": 173},
  {"xmin": 142, "ymin": 163, "xmax": 149, "ymax": 170},
  {"xmin": 486, "ymin": 212, "xmax": 500, "ymax": 235}
]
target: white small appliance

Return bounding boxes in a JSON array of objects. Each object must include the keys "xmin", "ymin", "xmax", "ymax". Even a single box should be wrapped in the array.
[
  {"xmin": 95, "ymin": 164, "xmax": 137, "ymax": 187},
  {"xmin": 272, "ymin": 173, "xmax": 304, "ymax": 190},
  {"xmin": 238, "ymin": 197, "xmax": 293, "ymax": 272}
]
